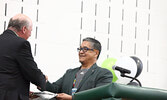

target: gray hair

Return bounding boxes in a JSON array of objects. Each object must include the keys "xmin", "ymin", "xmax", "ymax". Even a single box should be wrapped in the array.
[{"xmin": 7, "ymin": 18, "xmax": 29, "ymax": 31}]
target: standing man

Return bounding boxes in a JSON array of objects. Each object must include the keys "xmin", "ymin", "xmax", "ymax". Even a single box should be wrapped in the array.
[
  {"xmin": 0, "ymin": 14, "xmax": 47, "ymax": 100},
  {"xmin": 46, "ymin": 37, "xmax": 113, "ymax": 100}
]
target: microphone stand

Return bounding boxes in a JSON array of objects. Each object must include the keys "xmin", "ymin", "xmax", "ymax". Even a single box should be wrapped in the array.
[{"xmin": 120, "ymin": 73, "xmax": 142, "ymax": 87}]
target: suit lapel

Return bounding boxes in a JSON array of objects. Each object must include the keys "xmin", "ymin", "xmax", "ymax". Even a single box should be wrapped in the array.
[
  {"xmin": 69, "ymin": 69, "xmax": 79, "ymax": 85},
  {"xmin": 77, "ymin": 63, "xmax": 97, "ymax": 91},
  {"xmin": 68, "ymin": 68, "xmax": 80, "ymax": 94}
]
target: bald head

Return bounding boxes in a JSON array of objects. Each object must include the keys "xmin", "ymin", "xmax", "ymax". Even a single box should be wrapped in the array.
[
  {"xmin": 8, "ymin": 14, "xmax": 32, "ymax": 31},
  {"xmin": 7, "ymin": 14, "xmax": 33, "ymax": 40}
]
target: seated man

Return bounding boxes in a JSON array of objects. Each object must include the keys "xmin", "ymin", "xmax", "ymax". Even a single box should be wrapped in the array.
[{"xmin": 45, "ymin": 37, "xmax": 113, "ymax": 100}]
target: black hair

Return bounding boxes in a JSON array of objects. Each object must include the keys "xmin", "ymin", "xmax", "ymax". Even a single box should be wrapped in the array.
[{"xmin": 83, "ymin": 37, "xmax": 101, "ymax": 59}]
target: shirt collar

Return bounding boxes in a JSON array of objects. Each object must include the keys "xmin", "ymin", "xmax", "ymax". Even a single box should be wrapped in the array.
[{"xmin": 9, "ymin": 29, "xmax": 19, "ymax": 36}]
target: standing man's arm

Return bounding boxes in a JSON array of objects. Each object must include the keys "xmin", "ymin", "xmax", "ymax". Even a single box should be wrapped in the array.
[{"xmin": 17, "ymin": 41, "xmax": 46, "ymax": 90}]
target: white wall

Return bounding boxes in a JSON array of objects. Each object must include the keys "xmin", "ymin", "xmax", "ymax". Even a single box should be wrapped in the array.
[{"xmin": 0, "ymin": 0, "xmax": 167, "ymax": 91}]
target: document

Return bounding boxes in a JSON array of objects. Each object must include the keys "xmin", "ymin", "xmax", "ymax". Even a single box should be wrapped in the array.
[{"xmin": 32, "ymin": 91, "xmax": 57, "ymax": 100}]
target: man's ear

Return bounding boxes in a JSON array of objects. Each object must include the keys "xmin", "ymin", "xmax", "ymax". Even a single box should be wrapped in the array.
[
  {"xmin": 22, "ymin": 26, "xmax": 26, "ymax": 34},
  {"xmin": 94, "ymin": 49, "xmax": 99, "ymax": 58}
]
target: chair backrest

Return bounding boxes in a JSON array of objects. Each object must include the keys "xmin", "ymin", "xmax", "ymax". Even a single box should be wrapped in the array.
[{"xmin": 74, "ymin": 83, "xmax": 167, "ymax": 100}]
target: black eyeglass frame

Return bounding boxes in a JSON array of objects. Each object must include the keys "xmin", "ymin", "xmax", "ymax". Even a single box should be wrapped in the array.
[{"xmin": 77, "ymin": 47, "xmax": 94, "ymax": 52}]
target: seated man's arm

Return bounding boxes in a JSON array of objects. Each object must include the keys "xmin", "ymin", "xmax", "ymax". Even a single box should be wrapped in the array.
[{"xmin": 45, "ymin": 77, "xmax": 63, "ymax": 93}]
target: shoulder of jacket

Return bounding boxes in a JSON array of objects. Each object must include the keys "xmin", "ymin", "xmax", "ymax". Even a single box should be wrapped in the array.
[
  {"xmin": 95, "ymin": 66, "xmax": 111, "ymax": 73},
  {"xmin": 66, "ymin": 67, "xmax": 80, "ymax": 72}
]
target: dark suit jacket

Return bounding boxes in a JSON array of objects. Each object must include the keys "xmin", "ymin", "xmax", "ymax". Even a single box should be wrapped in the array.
[
  {"xmin": 46, "ymin": 63, "xmax": 113, "ymax": 95},
  {"xmin": 0, "ymin": 29, "xmax": 46, "ymax": 100}
]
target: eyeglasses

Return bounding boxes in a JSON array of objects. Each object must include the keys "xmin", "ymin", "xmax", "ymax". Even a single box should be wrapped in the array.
[{"xmin": 77, "ymin": 47, "xmax": 94, "ymax": 52}]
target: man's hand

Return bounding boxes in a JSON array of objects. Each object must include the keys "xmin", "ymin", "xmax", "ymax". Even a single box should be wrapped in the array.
[
  {"xmin": 29, "ymin": 91, "xmax": 39, "ymax": 99},
  {"xmin": 45, "ymin": 75, "xmax": 48, "ymax": 82},
  {"xmin": 56, "ymin": 93, "xmax": 72, "ymax": 100},
  {"xmin": 37, "ymin": 75, "xmax": 48, "ymax": 90}
]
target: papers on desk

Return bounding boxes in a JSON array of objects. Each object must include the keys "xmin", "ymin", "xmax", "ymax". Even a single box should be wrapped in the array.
[{"xmin": 33, "ymin": 91, "xmax": 57, "ymax": 100}]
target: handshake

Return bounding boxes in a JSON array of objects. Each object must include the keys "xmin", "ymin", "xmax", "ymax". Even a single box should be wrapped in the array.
[{"xmin": 29, "ymin": 75, "xmax": 50, "ymax": 99}]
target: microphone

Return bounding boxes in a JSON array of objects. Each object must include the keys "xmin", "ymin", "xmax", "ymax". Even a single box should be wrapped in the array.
[{"xmin": 112, "ymin": 65, "xmax": 131, "ymax": 74}]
